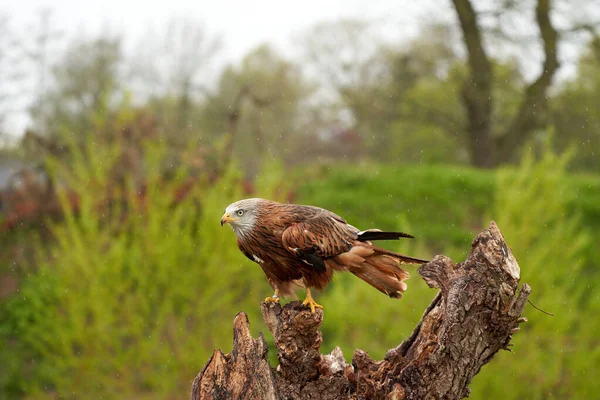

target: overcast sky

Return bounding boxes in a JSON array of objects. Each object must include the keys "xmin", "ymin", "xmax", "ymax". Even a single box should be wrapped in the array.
[
  {"xmin": 3, "ymin": 0, "xmax": 448, "ymax": 136},
  {"xmin": 2, "ymin": 0, "xmax": 590, "ymax": 137},
  {"xmin": 4, "ymin": 1, "xmax": 443, "ymax": 75},
  {"xmin": 5, "ymin": 1, "xmax": 438, "ymax": 52}
]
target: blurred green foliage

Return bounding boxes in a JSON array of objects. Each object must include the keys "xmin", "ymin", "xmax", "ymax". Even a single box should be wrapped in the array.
[
  {"xmin": 552, "ymin": 37, "xmax": 600, "ymax": 172},
  {"xmin": 297, "ymin": 163, "xmax": 496, "ymax": 253},
  {"xmin": 0, "ymin": 135, "xmax": 287, "ymax": 398},
  {"xmin": 469, "ymin": 136, "xmax": 600, "ymax": 398},
  {"xmin": 2, "ymin": 135, "xmax": 600, "ymax": 398},
  {"xmin": 296, "ymin": 140, "xmax": 600, "ymax": 398}
]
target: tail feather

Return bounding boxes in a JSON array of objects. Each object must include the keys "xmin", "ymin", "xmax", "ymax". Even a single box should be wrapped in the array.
[
  {"xmin": 369, "ymin": 245, "xmax": 429, "ymax": 264},
  {"xmin": 356, "ymin": 229, "xmax": 428, "ymax": 264},
  {"xmin": 334, "ymin": 242, "xmax": 428, "ymax": 299},
  {"xmin": 358, "ymin": 230, "xmax": 414, "ymax": 242},
  {"xmin": 348, "ymin": 252, "xmax": 409, "ymax": 298},
  {"xmin": 327, "ymin": 239, "xmax": 428, "ymax": 298}
]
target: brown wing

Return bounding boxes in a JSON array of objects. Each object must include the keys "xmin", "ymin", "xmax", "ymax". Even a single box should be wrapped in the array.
[{"xmin": 281, "ymin": 216, "xmax": 359, "ymax": 266}]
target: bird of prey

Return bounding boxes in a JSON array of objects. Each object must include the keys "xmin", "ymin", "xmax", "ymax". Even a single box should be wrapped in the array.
[{"xmin": 221, "ymin": 198, "xmax": 428, "ymax": 313}]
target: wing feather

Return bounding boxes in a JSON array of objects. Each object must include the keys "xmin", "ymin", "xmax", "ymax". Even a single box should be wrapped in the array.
[{"xmin": 281, "ymin": 216, "xmax": 358, "ymax": 259}]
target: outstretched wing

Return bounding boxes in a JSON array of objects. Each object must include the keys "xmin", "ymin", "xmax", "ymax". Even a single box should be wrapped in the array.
[{"xmin": 281, "ymin": 216, "xmax": 359, "ymax": 270}]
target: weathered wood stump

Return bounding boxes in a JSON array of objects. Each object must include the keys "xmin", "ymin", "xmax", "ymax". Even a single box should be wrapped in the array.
[{"xmin": 192, "ymin": 221, "xmax": 531, "ymax": 399}]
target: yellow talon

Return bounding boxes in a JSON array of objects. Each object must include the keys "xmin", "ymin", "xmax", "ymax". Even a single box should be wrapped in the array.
[
  {"xmin": 264, "ymin": 296, "xmax": 280, "ymax": 304},
  {"xmin": 264, "ymin": 290, "xmax": 280, "ymax": 304},
  {"xmin": 302, "ymin": 288, "xmax": 323, "ymax": 313}
]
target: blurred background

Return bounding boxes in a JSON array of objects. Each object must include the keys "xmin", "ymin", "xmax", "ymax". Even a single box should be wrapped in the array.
[{"xmin": 0, "ymin": 0, "xmax": 599, "ymax": 398}]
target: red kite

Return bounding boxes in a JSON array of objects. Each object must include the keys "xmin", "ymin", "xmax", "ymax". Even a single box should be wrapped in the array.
[{"xmin": 221, "ymin": 198, "xmax": 427, "ymax": 312}]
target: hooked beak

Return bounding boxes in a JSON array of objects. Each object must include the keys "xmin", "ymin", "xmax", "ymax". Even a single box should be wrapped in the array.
[{"xmin": 220, "ymin": 212, "xmax": 238, "ymax": 226}]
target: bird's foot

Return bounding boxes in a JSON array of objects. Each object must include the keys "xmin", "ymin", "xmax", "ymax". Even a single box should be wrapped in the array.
[
  {"xmin": 264, "ymin": 295, "xmax": 280, "ymax": 304},
  {"xmin": 264, "ymin": 290, "xmax": 280, "ymax": 304},
  {"xmin": 302, "ymin": 289, "xmax": 323, "ymax": 313}
]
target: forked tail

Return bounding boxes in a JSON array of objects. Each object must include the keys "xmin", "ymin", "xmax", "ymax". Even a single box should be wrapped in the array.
[{"xmin": 332, "ymin": 242, "xmax": 428, "ymax": 299}]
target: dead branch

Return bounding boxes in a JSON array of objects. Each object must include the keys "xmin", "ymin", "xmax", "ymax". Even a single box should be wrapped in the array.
[{"xmin": 192, "ymin": 221, "xmax": 531, "ymax": 399}]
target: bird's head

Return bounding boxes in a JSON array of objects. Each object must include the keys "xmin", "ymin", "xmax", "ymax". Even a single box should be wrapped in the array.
[{"xmin": 221, "ymin": 198, "xmax": 263, "ymax": 236}]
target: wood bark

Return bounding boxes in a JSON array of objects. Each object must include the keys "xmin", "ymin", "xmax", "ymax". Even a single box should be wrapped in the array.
[{"xmin": 192, "ymin": 221, "xmax": 531, "ymax": 399}]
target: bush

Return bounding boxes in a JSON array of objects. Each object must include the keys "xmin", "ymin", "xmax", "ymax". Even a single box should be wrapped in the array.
[
  {"xmin": 469, "ymin": 141, "xmax": 599, "ymax": 399},
  {"xmin": 0, "ymin": 136, "xmax": 287, "ymax": 398}
]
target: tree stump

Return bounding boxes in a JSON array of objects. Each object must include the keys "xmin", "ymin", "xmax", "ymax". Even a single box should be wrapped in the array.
[{"xmin": 191, "ymin": 221, "xmax": 531, "ymax": 399}]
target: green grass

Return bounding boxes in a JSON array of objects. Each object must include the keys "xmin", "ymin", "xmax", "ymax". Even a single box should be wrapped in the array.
[
  {"xmin": 298, "ymin": 163, "xmax": 495, "ymax": 253},
  {"xmin": 296, "ymin": 161, "xmax": 600, "ymax": 270}
]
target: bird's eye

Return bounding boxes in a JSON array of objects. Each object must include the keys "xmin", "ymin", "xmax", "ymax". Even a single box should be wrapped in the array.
[{"xmin": 236, "ymin": 210, "xmax": 244, "ymax": 216}]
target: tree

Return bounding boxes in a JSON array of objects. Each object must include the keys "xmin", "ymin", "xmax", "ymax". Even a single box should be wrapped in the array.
[
  {"xmin": 26, "ymin": 9, "xmax": 62, "ymax": 137},
  {"xmin": 299, "ymin": 19, "xmax": 526, "ymax": 165},
  {"xmin": 450, "ymin": 0, "xmax": 599, "ymax": 167},
  {"xmin": 130, "ymin": 18, "xmax": 221, "ymax": 136},
  {"xmin": 389, "ymin": 56, "xmax": 526, "ymax": 165},
  {"xmin": 30, "ymin": 34, "xmax": 123, "ymax": 138},
  {"xmin": 299, "ymin": 9, "xmax": 599, "ymax": 168},
  {"xmin": 551, "ymin": 35, "xmax": 600, "ymax": 172},
  {"xmin": 300, "ymin": 19, "xmax": 398, "ymax": 157},
  {"xmin": 383, "ymin": 23, "xmax": 467, "ymax": 164},
  {"xmin": 201, "ymin": 45, "xmax": 315, "ymax": 172}
]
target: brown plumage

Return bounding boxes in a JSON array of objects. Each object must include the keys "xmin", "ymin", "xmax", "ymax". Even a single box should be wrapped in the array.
[{"xmin": 220, "ymin": 198, "xmax": 428, "ymax": 312}]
